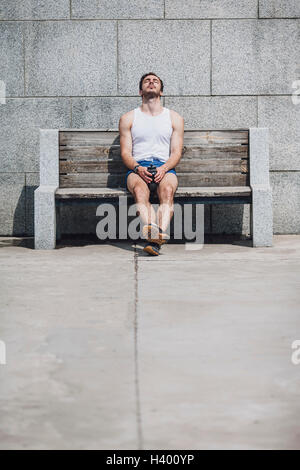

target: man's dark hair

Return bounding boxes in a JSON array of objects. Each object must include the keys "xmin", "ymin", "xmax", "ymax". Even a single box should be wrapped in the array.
[{"xmin": 139, "ymin": 72, "xmax": 164, "ymax": 93}]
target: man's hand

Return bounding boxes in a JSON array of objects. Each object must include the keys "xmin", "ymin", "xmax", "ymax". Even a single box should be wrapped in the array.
[
  {"xmin": 154, "ymin": 166, "xmax": 167, "ymax": 183},
  {"xmin": 137, "ymin": 166, "xmax": 152, "ymax": 184}
]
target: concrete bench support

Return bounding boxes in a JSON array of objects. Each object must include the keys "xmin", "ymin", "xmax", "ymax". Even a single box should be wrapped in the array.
[
  {"xmin": 34, "ymin": 130, "xmax": 59, "ymax": 249},
  {"xmin": 249, "ymin": 128, "xmax": 273, "ymax": 247}
]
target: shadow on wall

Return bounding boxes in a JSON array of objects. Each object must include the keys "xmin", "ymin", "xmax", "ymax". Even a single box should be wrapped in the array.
[
  {"xmin": 10, "ymin": 185, "xmax": 26, "ymax": 237},
  {"xmin": 107, "ymin": 133, "xmax": 127, "ymax": 189},
  {"xmin": 23, "ymin": 180, "xmax": 39, "ymax": 237}
]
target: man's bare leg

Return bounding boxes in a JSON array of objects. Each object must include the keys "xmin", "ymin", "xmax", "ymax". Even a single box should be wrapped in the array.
[
  {"xmin": 126, "ymin": 172, "xmax": 156, "ymax": 225},
  {"xmin": 156, "ymin": 173, "xmax": 178, "ymax": 232}
]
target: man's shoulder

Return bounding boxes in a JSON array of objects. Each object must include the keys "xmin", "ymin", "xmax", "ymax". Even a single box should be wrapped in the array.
[
  {"xmin": 168, "ymin": 109, "xmax": 184, "ymax": 127},
  {"xmin": 119, "ymin": 109, "xmax": 135, "ymax": 130},
  {"xmin": 119, "ymin": 109, "xmax": 135, "ymax": 122}
]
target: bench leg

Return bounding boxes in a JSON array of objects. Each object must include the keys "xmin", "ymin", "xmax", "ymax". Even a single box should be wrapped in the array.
[
  {"xmin": 56, "ymin": 202, "xmax": 61, "ymax": 242},
  {"xmin": 34, "ymin": 185, "xmax": 57, "ymax": 249},
  {"xmin": 251, "ymin": 185, "xmax": 273, "ymax": 247}
]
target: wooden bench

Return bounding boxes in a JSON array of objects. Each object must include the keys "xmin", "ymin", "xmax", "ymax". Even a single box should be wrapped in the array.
[{"xmin": 34, "ymin": 128, "xmax": 273, "ymax": 249}]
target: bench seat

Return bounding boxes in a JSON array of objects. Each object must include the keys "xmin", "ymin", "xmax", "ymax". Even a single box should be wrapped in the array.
[{"xmin": 55, "ymin": 186, "xmax": 252, "ymax": 199}]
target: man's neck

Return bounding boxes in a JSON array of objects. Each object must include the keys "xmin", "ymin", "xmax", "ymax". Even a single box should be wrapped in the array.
[{"xmin": 140, "ymin": 98, "xmax": 163, "ymax": 116}]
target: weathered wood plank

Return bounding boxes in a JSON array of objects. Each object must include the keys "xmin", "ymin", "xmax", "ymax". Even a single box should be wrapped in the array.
[
  {"xmin": 59, "ymin": 144, "xmax": 248, "ymax": 160},
  {"xmin": 60, "ymin": 131, "xmax": 120, "ymax": 146},
  {"xmin": 181, "ymin": 145, "xmax": 248, "ymax": 157},
  {"xmin": 60, "ymin": 161, "xmax": 127, "ymax": 173},
  {"xmin": 175, "ymin": 159, "xmax": 249, "ymax": 173},
  {"xmin": 60, "ymin": 146, "xmax": 121, "ymax": 158},
  {"xmin": 55, "ymin": 186, "xmax": 251, "ymax": 199},
  {"xmin": 59, "ymin": 130, "xmax": 248, "ymax": 147},
  {"xmin": 175, "ymin": 186, "xmax": 251, "ymax": 197},
  {"xmin": 182, "ymin": 131, "xmax": 248, "ymax": 145},
  {"xmin": 174, "ymin": 173, "xmax": 249, "ymax": 186},
  {"xmin": 59, "ymin": 158, "xmax": 249, "ymax": 174},
  {"xmin": 59, "ymin": 172, "xmax": 249, "ymax": 188},
  {"xmin": 56, "ymin": 187, "xmax": 130, "ymax": 198},
  {"xmin": 59, "ymin": 173, "xmax": 126, "ymax": 188}
]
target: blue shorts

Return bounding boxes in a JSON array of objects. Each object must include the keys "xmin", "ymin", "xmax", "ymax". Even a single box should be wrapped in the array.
[{"xmin": 125, "ymin": 157, "xmax": 176, "ymax": 188}]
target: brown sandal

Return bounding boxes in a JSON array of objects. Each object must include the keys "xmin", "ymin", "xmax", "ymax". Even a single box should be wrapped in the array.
[
  {"xmin": 143, "ymin": 242, "xmax": 161, "ymax": 256},
  {"xmin": 142, "ymin": 223, "xmax": 170, "ymax": 245}
]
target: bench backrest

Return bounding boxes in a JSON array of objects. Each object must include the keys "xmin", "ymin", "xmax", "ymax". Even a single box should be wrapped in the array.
[{"xmin": 59, "ymin": 129, "xmax": 249, "ymax": 188}]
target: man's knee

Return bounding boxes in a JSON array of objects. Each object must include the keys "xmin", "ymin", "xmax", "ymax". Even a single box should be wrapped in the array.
[
  {"xmin": 158, "ymin": 183, "xmax": 176, "ymax": 201},
  {"xmin": 132, "ymin": 183, "xmax": 150, "ymax": 201}
]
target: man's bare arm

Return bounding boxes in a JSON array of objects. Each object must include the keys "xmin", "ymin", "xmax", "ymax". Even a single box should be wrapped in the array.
[
  {"xmin": 119, "ymin": 112, "xmax": 139, "ymax": 170},
  {"xmin": 162, "ymin": 111, "xmax": 184, "ymax": 171}
]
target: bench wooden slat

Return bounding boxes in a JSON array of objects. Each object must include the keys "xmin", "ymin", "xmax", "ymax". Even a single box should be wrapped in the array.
[
  {"xmin": 59, "ymin": 130, "xmax": 248, "ymax": 147},
  {"xmin": 181, "ymin": 145, "xmax": 248, "ymax": 157},
  {"xmin": 55, "ymin": 186, "xmax": 251, "ymax": 199},
  {"xmin": 60, "ymin": 131, "xmax": 120, "ymax": 146},
  {"xmin": 59, "ymin": 144, "xmax": 248, "ymax": 159},
  {"xmin": 59, "ymin": 172, "xmax": 249, "ymax": 188},
  {"xmin": 175, "ymin": 186, "xmax": 251, "ymax": 197},
  {"xmin": 60, "ymin": 158, "xmax": 248, "ymax": 174},
  {"xmin": 60, "ymin": 146, "xmax": 120, "ymax": 158}
]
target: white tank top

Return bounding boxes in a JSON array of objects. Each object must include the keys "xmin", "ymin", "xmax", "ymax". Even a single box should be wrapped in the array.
[{"xmin": 131, "ymin": 106, "xmax": 173, "ymax": 162}]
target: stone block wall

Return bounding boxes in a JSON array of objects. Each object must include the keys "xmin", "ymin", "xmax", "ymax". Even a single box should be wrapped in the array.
[{"xmin": 0, "ymin": 1, "xmax": 299, "ymax": 236}]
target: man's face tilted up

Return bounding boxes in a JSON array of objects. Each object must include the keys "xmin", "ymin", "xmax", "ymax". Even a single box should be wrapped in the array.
[{"xmin": 139, "ymin": 75, "xmax": 163, "ymax": 100}]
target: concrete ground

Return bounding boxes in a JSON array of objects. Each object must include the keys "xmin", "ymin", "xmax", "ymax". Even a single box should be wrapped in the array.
[{"xmin": 0, "ymin": 235, "xmax": 299, "ymax": 450}]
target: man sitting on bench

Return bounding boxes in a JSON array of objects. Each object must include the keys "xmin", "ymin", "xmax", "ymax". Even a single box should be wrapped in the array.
[{"xmin": 119, "ymin": 72, "xmax": 184, "ymax": 255}]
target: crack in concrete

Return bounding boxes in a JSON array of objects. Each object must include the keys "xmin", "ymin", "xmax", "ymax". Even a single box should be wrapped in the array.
[{"xmin": 133, "ymin": 244, "xmax": 143, "ymax": 449}]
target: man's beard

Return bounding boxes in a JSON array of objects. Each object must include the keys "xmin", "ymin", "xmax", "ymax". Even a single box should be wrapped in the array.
[{"xmin": 142, "ymin": 89, "xmax": 160, "ymax": 99}]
